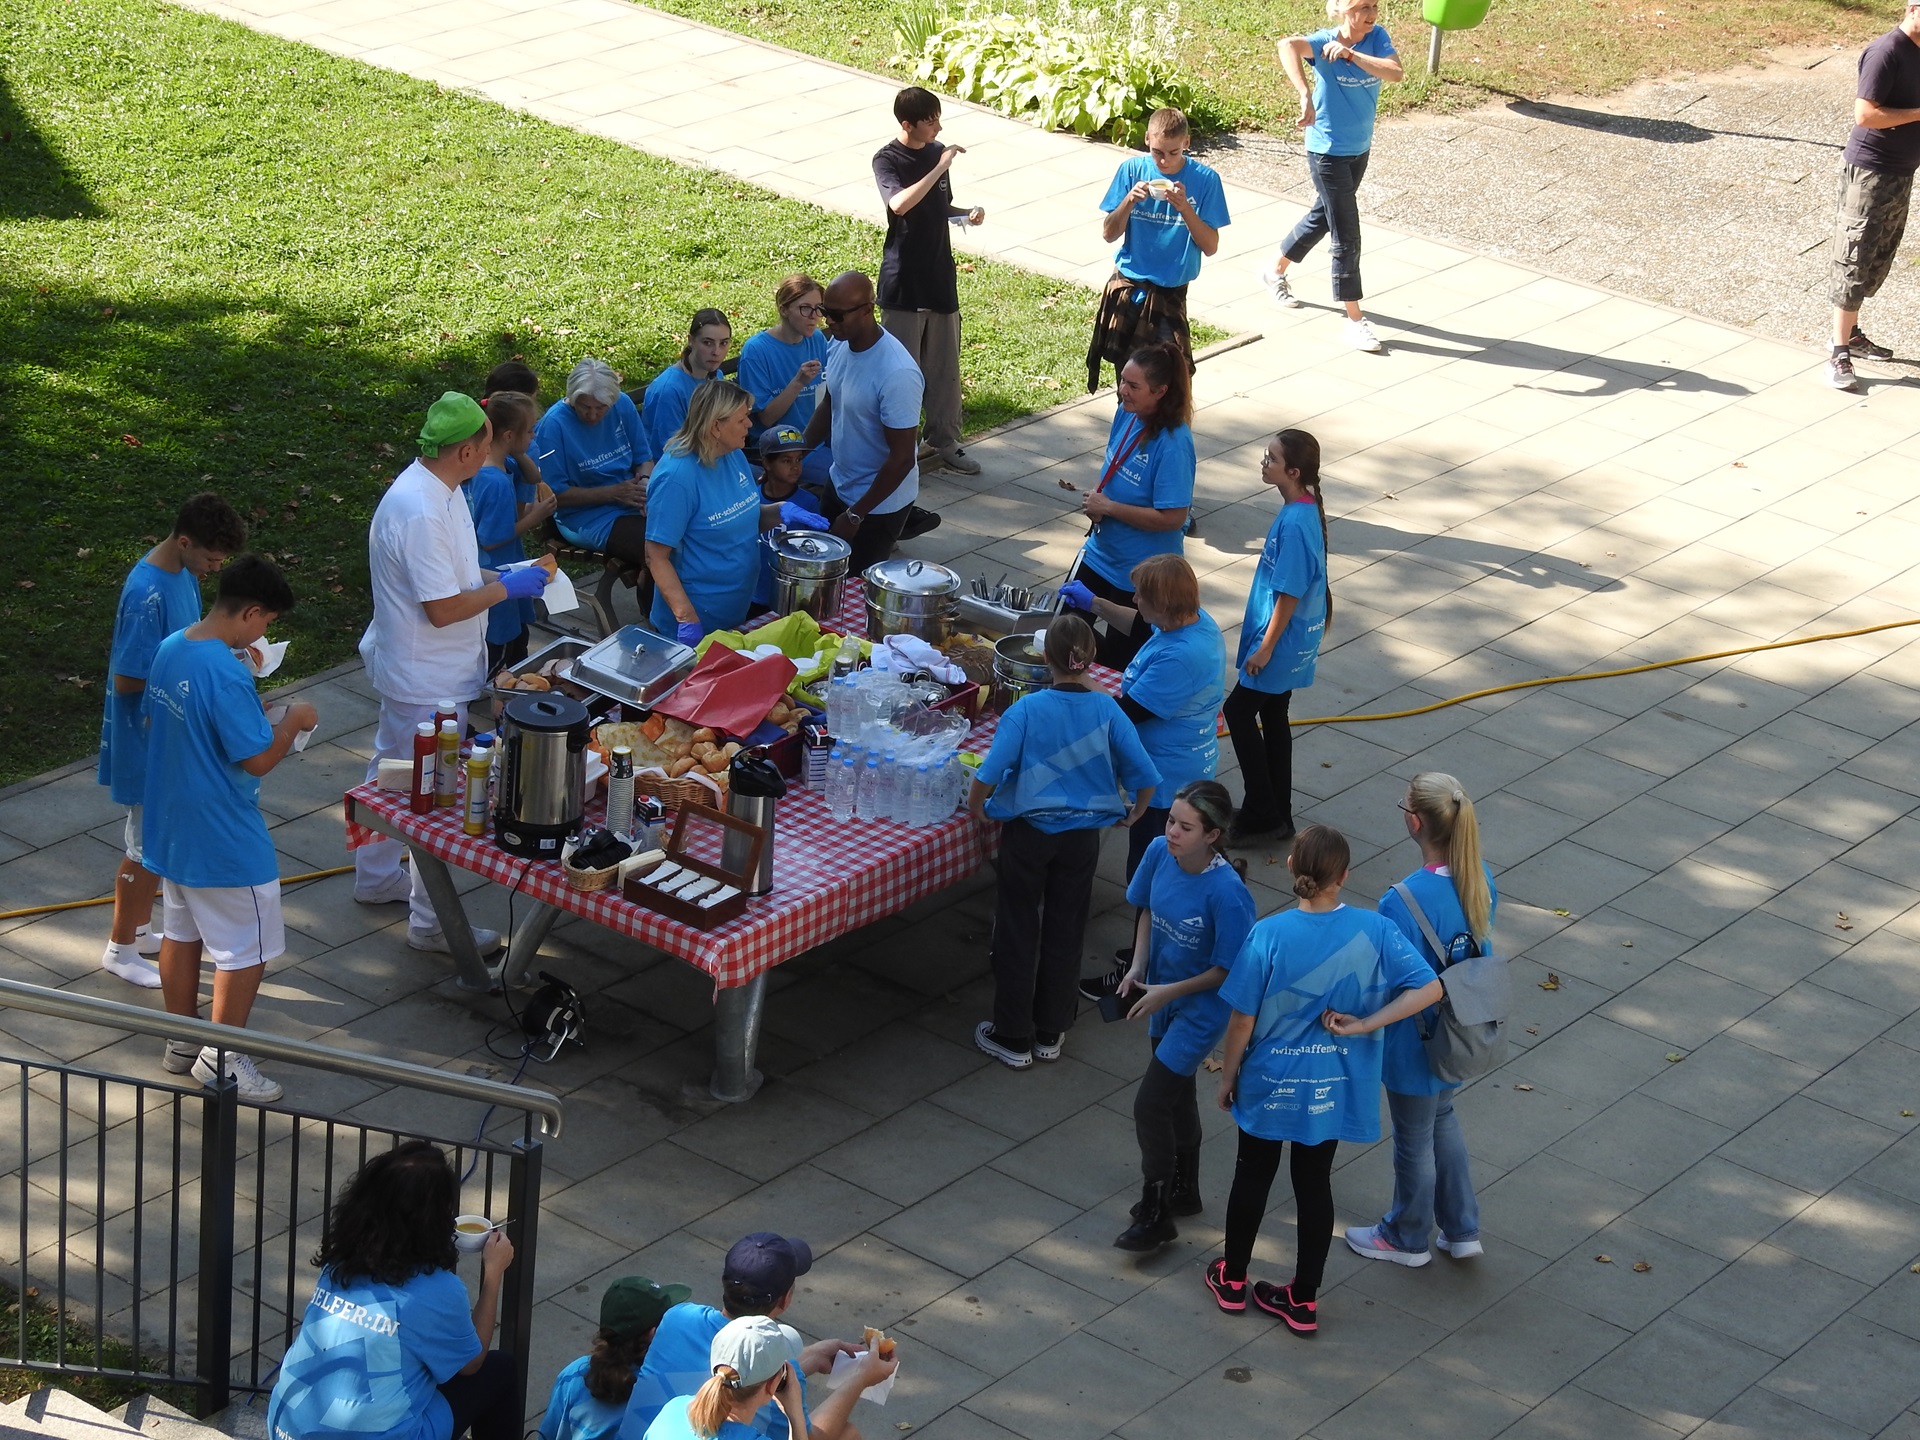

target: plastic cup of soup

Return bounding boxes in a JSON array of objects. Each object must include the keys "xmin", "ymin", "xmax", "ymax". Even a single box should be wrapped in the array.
[{"xmin": 453, "ymin": 1214, "xmax": 494, "ymax": 1253}]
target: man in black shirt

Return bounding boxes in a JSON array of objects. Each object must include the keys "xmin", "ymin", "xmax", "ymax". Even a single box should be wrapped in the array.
[
  {"xmin": 873, "ymin": 87, "xmax": 987, "ymax": 476},
  {"xmin": 1827, "ymin": 0, "xmax": 1920, "ymax": 391}
]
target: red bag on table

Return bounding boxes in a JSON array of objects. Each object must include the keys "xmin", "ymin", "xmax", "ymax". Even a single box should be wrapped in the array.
[{"xmin": 653, "ymin": 643, "xmax": 797, "ymax": 739}]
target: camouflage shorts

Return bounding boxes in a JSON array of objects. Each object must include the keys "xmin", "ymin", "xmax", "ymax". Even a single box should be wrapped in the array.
[{"xmin": 1830, "ymin": 162, "xmax": 1914, "ymax": 310}]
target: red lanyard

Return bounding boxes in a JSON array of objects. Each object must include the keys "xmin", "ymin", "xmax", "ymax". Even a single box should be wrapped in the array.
[{"xmin": 1095, "ymin": 420, "xmax": 1146, "ymax": 495}]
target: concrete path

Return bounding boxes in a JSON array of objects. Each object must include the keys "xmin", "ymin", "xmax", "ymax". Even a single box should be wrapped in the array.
[{"xmin": 5, "ymin": 1, "xmax": 1920, "ymax": 1437}]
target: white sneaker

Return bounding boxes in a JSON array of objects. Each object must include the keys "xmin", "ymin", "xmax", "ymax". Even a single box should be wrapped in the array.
[
  {"xmin": 135, "ymin": 925, "xmax": 163, "ymax": 957},
  {"xmin": 192, "ymin": 1049, "xmax": 284, "ymax": 1103},
  {"xmin": 102, "ymin": 946, "xmax": 163, "ymax": 989},
  {"xmin": 354, "ymin": 871, "xmax": 413, "ymax": 905},
  {"xmin": 161, "ymin": 1039, "xmax": 199, "ymax": 1074},
  {"xmin": 1260, "ymin": 265, "xmax": 1302, "ymax": 308},
  {"xmin": 1344, "ymin": 317, "xmax": 1385, "ymax": 353},
  {"xmin": 1435, "ymin": 1234, "xmax": 1484, "ymax": 1260},
  {"xmin": 407, "ymin": 925, "xmax": 504, "ymax": 955},
  {"xmin": 1344, "ymin": 1224, "xmax": 1431, "ymax": 1267}
]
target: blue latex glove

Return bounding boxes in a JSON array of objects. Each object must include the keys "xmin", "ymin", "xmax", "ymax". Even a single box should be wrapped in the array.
[
  {"xmin": 1059, "ymin": 579, "xmax": 1095, "ymax": 611},
  {"xmin": 779, "ymin": 501, "xmax": 831, "ymax": 531},
  {"xmin": 676, "ymin": 621, "xmax": 703, "ymax": 646},
  {"xmin": 499, "ymin": 566, "xmax": 550, "ymax": 600}
]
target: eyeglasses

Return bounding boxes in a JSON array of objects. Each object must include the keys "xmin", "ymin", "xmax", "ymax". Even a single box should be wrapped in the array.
[
  {"xmin": 819, "ymin": 301, "xmax": 872, "ymax": 322},
  {"xmin": 790, "ymin": 303, "xmax": 825, "ymax": 317},
  {"xmin": 1396, "ymin": 800, "xmax": 1415, "ymax": 815}
]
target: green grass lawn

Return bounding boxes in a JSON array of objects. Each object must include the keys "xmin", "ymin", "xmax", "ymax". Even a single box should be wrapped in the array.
[
  {"xmin": 646, "ymin": 0, "xmax": 1885, "ymax": 131},
  {"xmin": 0, "ymin": 0, "xmax": 1110, "ymax": 789}
]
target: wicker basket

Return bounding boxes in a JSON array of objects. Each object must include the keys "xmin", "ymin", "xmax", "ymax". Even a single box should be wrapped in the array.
[
  {"xmin": 560, "ymin": 840, "xmax": 622, "ymax": 892},
  {"xmin": 634, "ymin": 770, "xmax": 729, "ymax": 811}
]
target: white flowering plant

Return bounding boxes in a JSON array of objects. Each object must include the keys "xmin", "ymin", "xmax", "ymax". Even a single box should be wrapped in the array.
[{"xmin": 894, "ymin": 0, "xmax": 1200, "ymax": 146}]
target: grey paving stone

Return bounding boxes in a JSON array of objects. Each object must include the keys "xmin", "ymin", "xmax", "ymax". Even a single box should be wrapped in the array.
[
  {"xmin": 1771, "ymin": 769, "xmax": 1920, "ymax": 843},
  {"xmin": 1504, "ymin": 1015, "xmax": 1684, "ymax": 1108},
  {"xmin": 1497, "ymin": 1387, "xmax": 1687, "ymax": 1440},
  {"xmin": 1627, "ymin": 1155, "xmax": 1816, "ymax": 1262},
  {"xmin": 1424, "ymin": 1282, "xmax": 1628, "ymax": 1406},
  {"xmin": 1230, "ymin": 1288, "xmax": 1449, "ymax": 1419},
  {"xmin": 1677, "ymin": 910, "xmax": 1849, "ymax": 995},
  {"xmin": 1687, "ymin": 813, "xmax": 1855, "ymax": 889},
  {"xmin": 1505, "ymin": 749, "xmax": 1665, "ymax": 821},
  {"xmin": 1461, "ymin": 790, "xmax": 1588, "ymax": 870},
  {"xmin": 929, "ymin": 1055, "xmax": 1129, "ymax": 1144},
  {"xmin": 1085, "ymin": 1263, "xmax": 1264, "ymax": 1385},
  {"xmin": 1456, "ymin": 1076, "xmax": 1598, "ymax": 1174},
  {"xmin": 1806, "ymin": 933, "xmax": 1920, "ymax": 1021},
  {"xmin": 1548, "ymin": 1095, "xmax": 1734, "ymax": 1198},
  {"xmin": 1764, "ymin": 861, "xmax": 1919, "ymax": 942},
  {"xmin": 1800, "ymin": 673, "xmax": 1920, "ymax": 742},
  {"xmin": 1841, "ymin": 723, "xmax": 1920, "ymax": 799},
  {"xmin": 1803, "ymin": 1038, "xmax": 1920, "ymax": 1135},
  {"xmin": 1852, "ymin": 1250, "xmax": 1920, "ymax": 1343},
  {"xmin": 858, "ymin": 1335, "xmax": 997, "ymax": 1434},
  {"xmin": 1464, "ymin": 689, "xmax": 1624, "ymax": 760},
  {"xmin": 1316, "ymin": 1356, "xmax": 1528, "ymax": 1440},
  {"xmin": 0, "ymin": 834, "xmax": 130, "ymax": 940},
  {"xmin": 1727, "ymin": 981, "xmax": 1896, "ymax": 1073},
  {"xmin": 1718, "ymin": 1095, "xmax": 1901, "ymax": 1196},
  {"xmin": 1598, "ymin": 962, "xmax": 1768, "ymax": 1050},
  {"xmin": 1576, "ymin": 794, "xmax": 1733, "ymax": 871},
  {"xmin": 1518, "ymin": 907, "xmax": 1697, "ymax": 994},
  {"xmin": 0, "ymin": 772, "xmax": 131, "ymax": 849},
  {"xmin": 1856, "ymin": 1129, "xmax": 1920, "ymax": 1207},
  {"xmin": 1342, "ymin": 1230, "xmax": 1550, "ymax": 1330},
  {"xmin": 1638, "ymin": 1034, "xmax": 1817, "ymax": 1131},
  {"xmin": 1647, "ymin": 751, "xmax": 1810, "ymax": 826},
  {"xmin": 903, "ymin": 1257, "xmax": 1107, "ymax": 1378},
  {"xmin": 876, "ymin": 1168, "xmax": 1079, "ymax": 1281},
  {"xmin": 1756, "ymin": 1312, "xmax": 1920, "ymax": 1433},
  {"xmin": 1116, "ymin": 1349, "xmax": 1329, "ymax": 1440},
  {"xmin": 1577, "ymin": 1313, "xmax": 1778, "ymax": 1432},
  {"xmin": 814, "ymin": 1100, "xmax": 1016, "ymax": 1207},
  {"xmin": 1837, "ymin": 816, "xmax": 1920, "ymax": 891},
  {"xmin": 1610, "ymin": 858, "xmax": 1780, "ymax": 941},
  {"xmin": 902, "ymin": 1406, "xmax": 1024, "ymax": 1440},
  {"xmin": 1530, "ymin": 1218, "xmax": 1726, "ymax": 1331},
  {"xmin": 1497, "ymin": 842, "xmax": 1653, "ymax": 918},
  {"xmin": 1770, "ymin": 1179, "xmax": 1920, "ymax": 1285},
  {"xmin": 1505, "ymin": 958, "xmax": 1612, "ymax": 1046},
  {"xmin": 543, "ymin": 1140, "xmax": 755, "ymax": 1250},
  {"xmin": 1478, "ymin": 1154, "xmax": 1645, "ymax": 1261},
  {"xmin": 669, "ymin": 1078, "xmax": 874, "ymax": 1183},
  {"xmin": 1696, "ymin": 1388, "xmax": 1870, "ymax": 1440},
  {"xmin": 686, "ymin": 1164, "xmax": 899, "ymax": 1258},
  {"xmin": 791, "ymin": 1232, "xmax": 964, "ymax": 1334},
  {"xmin": 988, "ymin": 1102, "xmax": 1142, "ymax": 1211},
  {"xmin": 1674, "ymin": 1242, "xmax": 1868, "ymax": 1358},
  {"xmin": 1586, "ymin": 705, "xmax": 1741, "ymax": 779}
]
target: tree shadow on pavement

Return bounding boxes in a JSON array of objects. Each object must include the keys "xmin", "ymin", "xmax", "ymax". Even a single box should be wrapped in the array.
[
  {"xmin": 1337, "ymin": 517, "xmax": 1626, "ymax": 596},
  {"xmin": 1365, "ymin": 314, "xmax": 1754, "ymax": 401},
  {"xmin": 1505, "ymin": 100, "xmax": 1843, "ymax": 151}
]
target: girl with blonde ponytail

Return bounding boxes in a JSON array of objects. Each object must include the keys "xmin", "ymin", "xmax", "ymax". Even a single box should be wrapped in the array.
[{"xmin": 1342, "ymin": 772, "xmax": 1496, "ymax": 1271}]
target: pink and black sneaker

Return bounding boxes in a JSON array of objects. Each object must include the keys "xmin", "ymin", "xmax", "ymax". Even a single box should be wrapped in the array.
[
  {"xmin": 1204, "ymin": 1258, "xmax": 1248, "ymax": 1312},
  {"xmin": 1253, "ymin": 1281, "xmax": 1318, "ymax": 1335}
]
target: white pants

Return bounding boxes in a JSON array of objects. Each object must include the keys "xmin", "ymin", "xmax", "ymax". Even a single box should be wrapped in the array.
[
  {"xmin": 355, "ymin": 697, "xmax": 469, "ymax": 933},
  {"xmin": 162, "ymin": 879, "xmax": 284, "ymax": 969}
]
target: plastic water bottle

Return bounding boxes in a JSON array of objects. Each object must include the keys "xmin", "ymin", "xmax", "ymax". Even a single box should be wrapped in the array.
[
  {"xmin": 827, "ymin": 755, "xmax": 855, "ymax": 821},
  {"xmin": 826, "ymin": 677, "xmax": 851, "ymax": 739},
  {"xmin": 880, "ymin": 750, "xmax": 901, "ymax": 820},
  {"xmin": 909, "ymin": 763, "xmax": 932, "ymax": 827},
  {"xmin": 857, "ymin": 757, "xmax": 880, "ymax": 818}
]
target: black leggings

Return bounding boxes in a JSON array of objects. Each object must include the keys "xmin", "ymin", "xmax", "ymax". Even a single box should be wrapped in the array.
[
  {"xmin": 1222, "ymin": 684, "xmax": 1294, "ymax": 831},
  {"xmin": 1134, "ymin": 1051, "xmax": 1201, "ymax": 1183},
  {"xmin": 439, "ymin": 1350, "xmax": 515, "ymax": 1440},
  {"xmin": 1222, "ymin": 1130, "xmax": 1338, "ymax": 1301}
]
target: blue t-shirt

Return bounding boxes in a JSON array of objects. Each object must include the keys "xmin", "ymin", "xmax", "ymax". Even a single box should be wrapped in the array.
[
  {"xmin": 267, "ymin": 1267, "xmax": 480, "ymax": 1440},
  {"xmin": 1219, "ymin": 905, "xmax": 1435, "ymax": 1144},
  {"xmin": 645, "ymin": 450, "xmax": 764, "ymax": 636},
  {"xmin": 642, "ymin": 1398, "xmax": 760, "ymax": 1440},
  {"xmin": 625, "ymin": 1306, "xmax": 801, "ymax": 1440},
  {"xmin": 1378, "ymin": 866, "xmax": 1499, "ymax": 1097},
  {"xmin": 1236, "ymin": 501, "xmax": 1326, "ymax": 695},
  {"xmin": 1082, "ymin": 409, "xmax": 1195, "ymax": 589},
  {"xmin": 824, "ymin": 332, "xmax": 921, "ymax": 515},
  {"xmin": 99, "ymin": 560, "xmax": 202, "ymax": 806},
  {"xmin": 1121, "ymin": 612, "xmax": 1223, "ymax": 795},
  {"xmin": 533, "ymin": 393, "xmax": 652, "ymax": 552},
  {"xmin": 1100, "ymin": 154, "xmax": 1232, "ymax": 288},
  {"xmin": 1125, "ymin": 840, "xmax": 1254, "ymax": 1042},
  {"xmin": 504, "ymin": 452, "xmax": 534, "ymax": 507},
  {"xmin": 1302, "ymin": 25, "xmax": 1395, "ymax": 155},
  {"xmin": 641, "ymin": 365, "xmax": 714, "ymax": 462},
  {"xmin": 462, "ymin": 464, "xmax": 531, "ymax": 646},
  {"xmin": 540, "ymin": 1356, "xmax": 626, "ymax": 1440},
  {"xmin": 141, "ymin": 633, "xmax": 277, "ymax": 890},
  {"xmin": 737, "ymin": 330, "xmax": 829, "ymax": 440},
  {"xmin": 978, "ymin": 687, "xmax": 1159, "ymax": 833}
]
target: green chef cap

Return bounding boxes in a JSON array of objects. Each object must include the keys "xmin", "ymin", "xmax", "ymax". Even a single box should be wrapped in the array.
[{"xmin": 418, "ymin": 392, "xmax": 489, "ymax": 457}]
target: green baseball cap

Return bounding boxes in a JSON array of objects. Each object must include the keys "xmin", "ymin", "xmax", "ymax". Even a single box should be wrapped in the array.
[
  {"xmin": 601, "ymin": 1275, "xmax": 692, "ymax": 1339},
  {"xmin": 418, "ymin": 392, "xmax": 489, "ymax": 457}
]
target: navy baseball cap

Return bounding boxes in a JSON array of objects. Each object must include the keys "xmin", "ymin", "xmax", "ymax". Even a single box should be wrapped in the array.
[
  {"xmin": 761, "ymin": 427, "xmax": 809, "ymax": 455},
  {"xmin": 723, "ymin": 1232, "xmax": 813, "ymax": 1301}
]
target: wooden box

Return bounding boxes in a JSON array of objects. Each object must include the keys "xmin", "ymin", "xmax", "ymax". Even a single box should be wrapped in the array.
[{"xmin": 621, "ymin": 802, "xmax": 764, "ymax": 930}]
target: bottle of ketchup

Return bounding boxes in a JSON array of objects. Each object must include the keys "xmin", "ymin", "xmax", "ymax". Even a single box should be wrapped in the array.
[{"xmin": 409, "ymin": 721, "xmax": 437, "ymax": 814}]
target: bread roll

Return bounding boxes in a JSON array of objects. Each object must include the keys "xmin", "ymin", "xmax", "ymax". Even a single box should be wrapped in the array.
[
  {"xmin": 518, "ymin": 674, "xmax": 551, "ymax": 692},
  {"xmin": 668, "ymin": 756, "xmax": 699, "ymax": 777}
]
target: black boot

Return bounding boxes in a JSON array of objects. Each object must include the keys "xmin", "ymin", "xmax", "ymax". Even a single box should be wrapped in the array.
[
  {"xmin": 1114, "ymin": 1180, "xmax": 1178, "ymax": 1252},
  {"xmin": 1169, "ymin": 1148, "xmax": 1203, "ymax": 1217}
]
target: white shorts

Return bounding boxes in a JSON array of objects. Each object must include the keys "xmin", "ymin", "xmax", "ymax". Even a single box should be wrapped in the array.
[
  {"xmin": 161, "ymin": 880, "xmax": 285, "ymax": 971},
  {"xmin": 124, "ymin": 807, "xmax": 144, "ymax": 865}
]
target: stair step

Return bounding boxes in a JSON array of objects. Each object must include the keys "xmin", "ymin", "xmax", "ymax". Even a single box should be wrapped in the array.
[
  {"xmin": 15, "ymin": 1390, "xmax": 143, "ymax": 1440},
  {"xmin": 202, "ymin": 1405, "xmax": 266, "ymax": 1440},
  {"xmin": 116, "ymin": 1397, "xmax": 213, "ymax": 1440}
]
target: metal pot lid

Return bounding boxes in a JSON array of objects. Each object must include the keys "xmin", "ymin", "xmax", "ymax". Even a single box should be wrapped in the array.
[
  {"xmin": 769, "ymin": 528, "xmax": 852, "ymax": 563},
  {"xmin": 994, "ymin": 634, "xmax": 1047, "ymax": 665},
  {"xmin": 864, "ymin": 557, "xmax": 961, "ymax": 596},
  {"xmin": 503, "ymin": 691, "xmax": 590, "ymax": 732}
]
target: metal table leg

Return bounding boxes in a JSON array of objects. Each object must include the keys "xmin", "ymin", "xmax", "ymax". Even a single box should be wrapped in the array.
[
  {"xmin": 501, "ymin": 902, "xmax": 564, "ymax": 989},
  {"xmin": 710, "ymin": 974, "xmax": 767, "ymax": 1103},
  {"xmin": 405, "ymin": 844, "xmax": 496, "ymax": 993}
]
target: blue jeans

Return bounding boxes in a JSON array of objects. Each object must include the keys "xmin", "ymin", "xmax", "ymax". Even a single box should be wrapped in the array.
[
  {"xmin": 1283, "ymin": 150, "xmax": 1370, "ymax": 303},
  {"xmin": 1378, "ymin": 1086, "xmax": 1479, "ymax": 1251}
]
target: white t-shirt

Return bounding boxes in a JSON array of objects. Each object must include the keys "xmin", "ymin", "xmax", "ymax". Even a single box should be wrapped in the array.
[
  {"xmin": 825, "ymin": 331, "xmax": 921, "ymax": 515},
  {"xmin": 359, "ymin": 460, "xmax": 489, "ymax": 705}
]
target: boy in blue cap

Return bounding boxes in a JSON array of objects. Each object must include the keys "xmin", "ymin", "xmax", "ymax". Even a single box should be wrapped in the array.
[
  {"xmin": 752, "ymin": 427, "xmax": 814, "ymax": 610},
  {"xmin": 540, "ymin": 1275, "xmax": 691, "ymax": 1440}
]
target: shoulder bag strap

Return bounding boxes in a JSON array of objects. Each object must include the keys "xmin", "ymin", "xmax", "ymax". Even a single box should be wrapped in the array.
[{"xmin": 1390, "ymin": 881, "xmax": 1451, "ymax": 972}]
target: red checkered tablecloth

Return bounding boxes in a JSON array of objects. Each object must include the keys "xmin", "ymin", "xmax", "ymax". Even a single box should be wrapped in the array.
[{"xmin": 342, "ymin": 580, "xmax": 1117, "ymax": 989}]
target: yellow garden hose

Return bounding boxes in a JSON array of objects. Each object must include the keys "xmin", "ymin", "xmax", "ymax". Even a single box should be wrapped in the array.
[{"xmin": 0, "ymin": 865, "xmax": 353, "ymax": 922}]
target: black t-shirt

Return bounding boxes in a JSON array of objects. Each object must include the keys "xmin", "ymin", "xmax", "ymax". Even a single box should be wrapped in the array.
[
  {"xmin": 1844, "ymin": 28, "xmax": 1920, "ymax": 174},
  {"xmin": 873, "ymin": 140, "xmax": 959, "ymax": 314}
]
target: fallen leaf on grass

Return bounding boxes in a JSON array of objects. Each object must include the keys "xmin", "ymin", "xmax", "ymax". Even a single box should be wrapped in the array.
[
  {"xmin": 15, "ymin": 581, "xmax": 34, "ymax": 590},
  {"xmin": 121, "ymin": 433, "xmax": 142, "ymax": 446},
  {"xmin": 75, "ymin": 548, "xmax": 91, "ymax": 560},
  {"xmin": 1539, "ymin": 974, "xmax": 1560, "ymax": 991},
  {"xmin": 1632, "ymin": 1261, "xmax": 1652, "ymax": 1273},
  {"xmin": 1595, "ymin": 1254, "xmax": 1613, "ymax": 1264}
]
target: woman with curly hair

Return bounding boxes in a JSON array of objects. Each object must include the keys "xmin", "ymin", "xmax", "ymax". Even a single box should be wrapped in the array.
[{"xmin": 268, "ymin": 1141, "xmax": 518, "ymax": 1440}]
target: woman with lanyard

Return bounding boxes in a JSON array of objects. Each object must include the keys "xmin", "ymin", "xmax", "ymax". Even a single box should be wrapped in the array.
[
  {"xmin": 1059, "ymin": 340, "xmax": 1195, "ymax": 670},
  {"xmin": 643, "ymin": 308, "xmax": 732, "ymax": 460},
  {"xmin": 1224, "ymin": 428, "xmax": 1328, "ymax": 846},
  {"xmin": 645, "ymin": 382, "xmax": 828, "ymax": 644},
  {"xmin": 736, "ymin": 275, "xmax": 832, "ymax": 492}
]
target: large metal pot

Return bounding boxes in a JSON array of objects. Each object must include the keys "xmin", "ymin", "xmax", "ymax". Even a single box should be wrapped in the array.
[
  {"xmin": 770, "ymin": 529, "xmax": 852, "ymax": 624},
  {"xmin": 991, "ymin": 633, "xmax": 1054, "ymax": 714},
  {"xmin": 495, "ymin": 692, "xmax": 590, "ymax": 858},
  {"xmin": 862, "ymin": 558, "xmax": 961, "ymax": 644}
]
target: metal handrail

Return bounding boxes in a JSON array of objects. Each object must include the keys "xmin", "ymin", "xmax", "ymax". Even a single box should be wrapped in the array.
[{"xmin": 0, "ymin": 976, "xmax": 564, "ymax": 1136}]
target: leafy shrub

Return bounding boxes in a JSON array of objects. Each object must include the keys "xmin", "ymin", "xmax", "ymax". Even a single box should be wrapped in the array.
[{"xmin": 895, "ymin": 0, "xmax": 1199, "ymax": 146}]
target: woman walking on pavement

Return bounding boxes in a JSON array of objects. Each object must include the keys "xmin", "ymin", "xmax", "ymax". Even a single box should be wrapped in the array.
[
  {"xmin": 1259, "ymin": 0, "xmax": 1403, "ymax": 353},
  {"xmin": 1345, "ymin": 773, "xmax": 1496, "ymax": 1267},
  {"xmin": 1223, "ymin": 429, "xmax": 1328, "ymax": 847}
]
